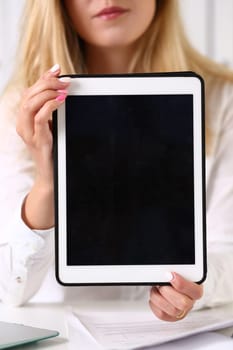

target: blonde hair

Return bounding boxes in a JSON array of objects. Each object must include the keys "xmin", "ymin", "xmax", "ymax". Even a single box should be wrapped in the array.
[
  {"xmin": 11, "ymin": 0, "xmax": 233, "ymax": 85},
  {"xmin": 5, "ymin": 0, "xmax": 233, "ymax": 148}
]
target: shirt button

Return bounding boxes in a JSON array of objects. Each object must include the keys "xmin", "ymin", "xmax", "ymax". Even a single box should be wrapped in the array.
[{"xmin": 16, "ymin": 276, "xmax": 23, "ymax": 283}]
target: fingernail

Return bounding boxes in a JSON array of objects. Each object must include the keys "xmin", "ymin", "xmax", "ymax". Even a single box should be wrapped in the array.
[
  {"xmin": 165, "ymin": 272, "xmax": 174, "ymax": 282},
  {"xmin": 57, "ymin": 89, "xmax": 68, "ymax": 94},
  {"xmin": 50, "ymin": 63, "xmax": 60, "ymax": 73},
  {"xmin": 59, "ymin": 77, "xmax": 71, "ymax": 83},
  {"xmin": 56, "ymin": 94, "xmax": 66, "ymax": 102}
]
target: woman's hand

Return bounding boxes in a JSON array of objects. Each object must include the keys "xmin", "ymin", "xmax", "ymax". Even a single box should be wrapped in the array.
[
  {"xmin": 16, "ymin": 64, "xmax": 71, "ymax": 229},
  {"xmin": 149, "ymin": 272, "xmax": 203, "ymax": 322},
  {"xmin": 17, "ymin": 64, "xmax": 70, "ymax": 183}
]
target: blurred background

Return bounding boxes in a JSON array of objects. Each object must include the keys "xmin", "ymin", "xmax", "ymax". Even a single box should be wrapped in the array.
[{"xmin": 0, "ymin": 0, "xmax": 232, "ymax": 94}]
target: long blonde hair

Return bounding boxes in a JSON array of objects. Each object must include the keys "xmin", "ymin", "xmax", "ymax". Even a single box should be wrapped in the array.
[
  {"xmin": 6, "ymin": 0, "xmax": 233, "ymax": 148},
  {"xmin": 12, "ymin": 0, "xmax": 233, "ymax": 86}
]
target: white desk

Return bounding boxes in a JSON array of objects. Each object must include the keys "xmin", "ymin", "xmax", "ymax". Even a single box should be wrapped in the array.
[{"xmin": 0, "ymin": 301, "xmax": 232, "ymax": 349}]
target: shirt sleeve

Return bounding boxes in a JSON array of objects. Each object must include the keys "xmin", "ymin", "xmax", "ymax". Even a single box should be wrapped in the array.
[
  {"xmin": 0, "ymin": 90, "xmax": 54, "ymax": 306},
  {"xmin": 194, "ymin": 80, "xmax": 233, "ymax": 309}
]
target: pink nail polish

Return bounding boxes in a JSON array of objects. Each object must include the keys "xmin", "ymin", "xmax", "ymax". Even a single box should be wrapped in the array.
[{"xmin": 56, "ymin": 94, "xmax": 66, "ymax": 102}]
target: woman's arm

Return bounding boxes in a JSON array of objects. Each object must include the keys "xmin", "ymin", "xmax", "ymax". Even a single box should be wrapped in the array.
[
  {"xmin": 0, "ymin": 66, "xmax": 70, "ymax": 305},
  {"xmin": 16, "ymin": 65, "xmax": 70, "ymax": 229},
  {"xmin": 0, "ymin": 114, "xmax": 54, "ymax": 305}
]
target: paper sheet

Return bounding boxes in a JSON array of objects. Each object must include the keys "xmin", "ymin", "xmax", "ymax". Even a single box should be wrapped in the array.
[
  {"xmin": 144, "ymin": 332, "xmax": 233, "ymax": 350},
  {"xmin": 67, "ymin": 303, "xmax": 233, "ymax": 350}
]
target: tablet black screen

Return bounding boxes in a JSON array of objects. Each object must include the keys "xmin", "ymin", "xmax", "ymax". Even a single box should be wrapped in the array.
[{"xmin": 65, "ymin": 95, "xmax": 194, "ymax": 265}]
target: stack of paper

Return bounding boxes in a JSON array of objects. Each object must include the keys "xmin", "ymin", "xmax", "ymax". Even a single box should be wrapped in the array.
[{"xmin": 66, "ymin": 302, "xmax": 233, "ymax": 349}]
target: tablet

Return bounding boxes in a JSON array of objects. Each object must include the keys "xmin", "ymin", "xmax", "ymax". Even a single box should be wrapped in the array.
[{"xmin": 53, "ymin": 72, "xmax": 206, "ymax": 286}]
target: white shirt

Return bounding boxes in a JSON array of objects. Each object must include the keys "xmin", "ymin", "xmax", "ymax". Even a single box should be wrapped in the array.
[{"xmin": 0, "ymin": 78, "xmax": 233, "ymax": 307}]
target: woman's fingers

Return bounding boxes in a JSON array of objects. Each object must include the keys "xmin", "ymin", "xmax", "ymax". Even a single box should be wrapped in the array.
[
  {"xmin": 34, "ymin": 97, "xmax": 65, "ymax": 146},
  {"xmin": 24, "ymin": 90, "xmax": 58, "ymax": 114},
  {"xmin": 28, "ymin": 76, "xmax": 70, "ymax": 100},
  {"xmin": 21, "ymin": 63, "xmax": 69, "ymax": 105},
  {"xmin": 150, "ymin": 287, "xmax": 185, "ymax": 319},
  {"xmin": 149, "ymin": 273, "xmax": 203, "ymax": 322},
  {"xmin": 149, "ymin": 300, "xmax": 180, "ymax": 322},
  {"xmin": 151, "ymin": 286, "xmax": 194, "ymax": 317},
  {"xmin": 18, "ymin": 91, "xmax": 58, "ymax": 141},
  {"xmin": 17, "ymin": 90, "xmax": 67, "ymax": 143},
  {"xmin": 17, "ymin": 65, "xmax": 70, "ymax": 144},
  {"xmin": 23, "ymin": 89, "xmax": 67, "ymax": 116},
  {"xmin": 170, "ymin": 272, "xmax": 203, "ymax": 300}
]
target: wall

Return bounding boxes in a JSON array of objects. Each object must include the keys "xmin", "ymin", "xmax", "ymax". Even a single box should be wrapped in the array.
[
  {"xmin": 180, "ymin": 0, "xmax": 233, "ymax": 67},
  {"xmin": 0, "ymin": 0, "xmax": 233, "ymax": 93},
  {"xmin": 0, "ymin": 0, "xmax": 25, "ymax": 93}
]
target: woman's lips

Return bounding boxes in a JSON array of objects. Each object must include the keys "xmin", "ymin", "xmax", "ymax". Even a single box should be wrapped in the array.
[{"xmin": 94, "ymin": 6, "xmax": 129, "ymax": 20}]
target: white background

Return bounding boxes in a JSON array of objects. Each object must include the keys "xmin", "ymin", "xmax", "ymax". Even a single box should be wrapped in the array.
[{"xmin": 0, "ymin": 0, "xmax": 233, "ymax": 94}]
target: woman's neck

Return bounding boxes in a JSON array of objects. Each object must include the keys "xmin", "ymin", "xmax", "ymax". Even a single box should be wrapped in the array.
[{"xmin": 85, "ymin": 45, "xmax": 136, "ymax": 74}]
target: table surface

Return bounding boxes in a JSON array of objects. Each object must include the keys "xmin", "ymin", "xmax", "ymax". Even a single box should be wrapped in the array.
[{"xmin": 0, "ymin": 301, "xmax": 233, "ymax": 349}]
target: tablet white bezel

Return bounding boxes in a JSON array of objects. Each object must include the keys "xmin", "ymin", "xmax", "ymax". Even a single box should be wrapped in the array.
[{"xmin": 56, "ymin": 75, "xmax": 206, "ymax": 285}]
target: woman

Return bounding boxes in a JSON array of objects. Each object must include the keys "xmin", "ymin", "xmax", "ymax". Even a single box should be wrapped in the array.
[{"xmin": 0, "ymin": 0, "xmax": 233, "ymax": 323}]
